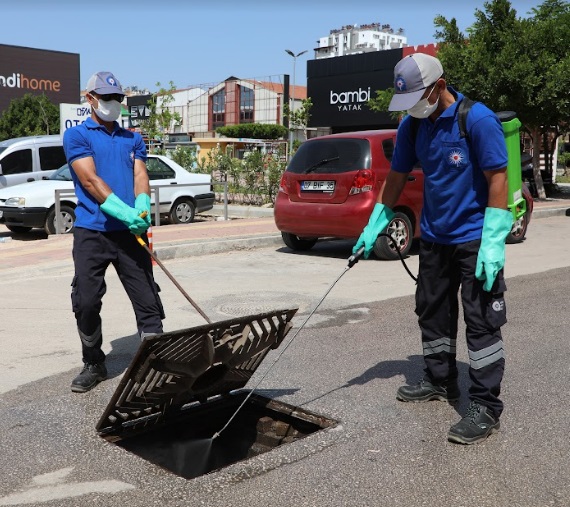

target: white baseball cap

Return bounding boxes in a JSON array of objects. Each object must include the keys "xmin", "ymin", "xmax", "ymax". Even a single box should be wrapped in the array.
[
  {"xmin": 85, "ymin": 71, "xmax": 124, "ymax": 95},
  {"xmin": 388, "ymin": 53, "xmax": 443, "ymax": 111}
]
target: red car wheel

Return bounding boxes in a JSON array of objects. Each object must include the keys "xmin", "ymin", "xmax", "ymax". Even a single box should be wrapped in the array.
[{"xmin": 373, "ymin": 212, "xmax": 413, "ymax": 260}]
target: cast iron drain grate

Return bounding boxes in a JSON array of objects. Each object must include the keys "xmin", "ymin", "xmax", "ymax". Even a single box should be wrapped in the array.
[{"xmin": 96, "ymin": 307, "xmax": 338, "ymax": 480}]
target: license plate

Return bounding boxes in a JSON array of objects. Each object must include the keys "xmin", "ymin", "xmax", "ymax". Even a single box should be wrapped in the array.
[{"xmin": 302, "ymin": 180, "xmax": 335, "ymax": 192}]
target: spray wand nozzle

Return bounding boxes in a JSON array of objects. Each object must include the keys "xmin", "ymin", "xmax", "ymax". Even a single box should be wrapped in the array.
[{"xmin": 347, "ymin": 246, "xmax": 365, "ymax": 268}]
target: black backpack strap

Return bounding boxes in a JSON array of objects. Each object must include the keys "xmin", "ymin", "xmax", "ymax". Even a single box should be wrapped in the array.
[
  {"xmin": 458, "ymin": 97, "xmax": 476, "ymax": 139},
  {"xmin": 410, "ymin": 116, "xmax": 420, "ymax": 145}
]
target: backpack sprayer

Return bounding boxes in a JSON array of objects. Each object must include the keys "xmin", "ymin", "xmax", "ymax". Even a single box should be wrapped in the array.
[{"xmin": 497, "ymin": 111, "xmax": 526, "ymax": 222}]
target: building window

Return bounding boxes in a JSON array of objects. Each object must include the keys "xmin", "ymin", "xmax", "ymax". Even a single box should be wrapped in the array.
[
  {"xmin": 240, "ymin": 86, "xmax": 254, "ymax": 123},
  {"xmin": 212, "ymin": 89, "xmax": 225, "ymax": 128}
]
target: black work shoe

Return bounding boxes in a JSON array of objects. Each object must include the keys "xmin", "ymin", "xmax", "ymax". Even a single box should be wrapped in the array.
[
  {"xmin": 396, "ymin": 378, "xmax": 460, "ymax": 403},
  {"xmin": 448, "ymin": 401, "xmax": 500, "ymax": 444},
  {"xmin": 71, "ymin": 363, "xmax": 107, "ymax": 393}
]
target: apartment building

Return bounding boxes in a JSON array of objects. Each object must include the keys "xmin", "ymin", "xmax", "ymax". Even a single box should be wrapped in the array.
[{"xmin": 315, "ymin": 23, "xmax": 407, "ymax": 59}]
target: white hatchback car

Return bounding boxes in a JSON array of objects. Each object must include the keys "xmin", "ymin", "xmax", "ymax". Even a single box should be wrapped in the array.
[{"xmin": 0, "ymin": 155, "xmax": 214, "ymax": 234}]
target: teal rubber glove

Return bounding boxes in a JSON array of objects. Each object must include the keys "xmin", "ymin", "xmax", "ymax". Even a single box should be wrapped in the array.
[
  {"xmin": 135, "ymin": 193, "xmax": 152, "ymax": 227},
  {"xmin": 353, "ymin": 203, "xmax": 395, "ymax": 259},
  {"xmin": 475, "ymin": 207, "xmax": 513, "ymax": 292},
  {"xmin": 100, "ymin": 193, "xmax": 149, "ymax": 235}
]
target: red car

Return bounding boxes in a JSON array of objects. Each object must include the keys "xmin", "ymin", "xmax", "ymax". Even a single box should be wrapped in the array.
[
  {"xmin": 275, "ymin": 130, "xmax": 422, "ymax": 260},
  {"xmin": 274, "ymin": 129, "xmax": 533, "ymax": 259}
]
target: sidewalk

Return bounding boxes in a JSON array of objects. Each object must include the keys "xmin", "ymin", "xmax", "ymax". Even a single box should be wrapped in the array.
[{"xmin": 0, "ymin": 199, "xmax": 568, "ymax": 273}]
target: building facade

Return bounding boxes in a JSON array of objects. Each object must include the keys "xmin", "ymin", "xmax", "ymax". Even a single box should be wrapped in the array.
[
  {"xmin": 128, "ymin": 76, "xmax": 307, "ymax": 140},
  {"xmin": 315, "ymin": 23, "xmax": 407, "ymax": 60}
]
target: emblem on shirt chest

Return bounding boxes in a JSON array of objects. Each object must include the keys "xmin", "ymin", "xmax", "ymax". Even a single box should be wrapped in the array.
[{"xmin": 447, "ymin": 148, "xmax": 466, "ymax": 167}]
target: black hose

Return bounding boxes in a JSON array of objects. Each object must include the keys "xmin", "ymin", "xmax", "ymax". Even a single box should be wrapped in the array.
[{"xmin": 376, "ymin": 233, "xmax": 417, "ymax": 283}]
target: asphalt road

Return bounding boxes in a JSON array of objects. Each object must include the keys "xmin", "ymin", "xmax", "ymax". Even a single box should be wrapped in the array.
[{"xmin": 1, "ymin": 215, "xmax": 570, "ymax": 506}]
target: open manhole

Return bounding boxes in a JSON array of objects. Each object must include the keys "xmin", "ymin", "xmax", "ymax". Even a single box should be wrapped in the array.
[{"xmin": 96, "ymin": 308, "xmax": 338, "ymax": 480}]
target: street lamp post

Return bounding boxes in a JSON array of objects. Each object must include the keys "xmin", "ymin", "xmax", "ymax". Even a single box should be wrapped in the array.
[{"xmin": 285, "ymin": 49, "xmax": 307, "ymax": 155}]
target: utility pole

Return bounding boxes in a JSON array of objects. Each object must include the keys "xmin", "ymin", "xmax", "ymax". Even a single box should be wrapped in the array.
[{"xmin": 285, "ymin": 49, "xmax": 307, "ymax": 157}]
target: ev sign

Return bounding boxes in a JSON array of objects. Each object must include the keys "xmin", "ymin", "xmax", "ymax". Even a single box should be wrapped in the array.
[{"xmin": 59, "ymin": 103, "xmax": 91, "ymax": 135}]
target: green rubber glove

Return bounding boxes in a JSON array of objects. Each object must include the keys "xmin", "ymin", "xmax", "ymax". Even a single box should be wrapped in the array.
[
  {"xmin": 475, "ymin": 207, "xmax": 513, "ymax": 292},
  {"xmin": 353, "ymin": 203, "xmax": 395, "ymax": 259},
  {"xmin": 100, "ymin": 193, "xmax": 149, "ymax": 235},
  {"xmin": 135, "ymin": 193, "xmax": 152, "ymax": 227}
]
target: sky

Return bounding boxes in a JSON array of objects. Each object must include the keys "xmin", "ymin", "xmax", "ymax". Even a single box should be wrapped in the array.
[{"xmin": 2, "ymin": 0, "xmax": 542, "ymax": 92}]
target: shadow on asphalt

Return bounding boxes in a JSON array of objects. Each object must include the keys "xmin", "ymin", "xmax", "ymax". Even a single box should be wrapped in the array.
[
  {"xmin": 106, "ymin": 332, "xmax": 143, "ymax": 379},
  {"xmin": 275, "ymin": 239, "xmax": 420, "ymax": 262},
  {"xmin": 300, "ymin": 354, "xmax": 470, "ymax": 416},
  {"xmin": 0, "ymin": 229, "xmax": 48, "ymax": 241}
]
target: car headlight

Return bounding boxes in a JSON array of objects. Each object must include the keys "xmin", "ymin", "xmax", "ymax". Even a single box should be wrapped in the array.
[{"xmin": 4, "ymin": 197, "xmax": 26, "ymax": 207}]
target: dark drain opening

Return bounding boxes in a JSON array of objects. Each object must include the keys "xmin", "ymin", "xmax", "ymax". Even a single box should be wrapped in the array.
[{"xmin": 104, "ymin": 391, "xmax": 337, "ymax": 480}]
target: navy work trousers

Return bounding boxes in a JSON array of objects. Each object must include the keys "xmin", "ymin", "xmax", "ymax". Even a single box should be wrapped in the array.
[
  {"xmin": 415, "ymin": 239, "xmax": 507, "ymax": 418},
  {"xmin": 71, "ymin": 227, "xmax": 165, "ymax": 364}
]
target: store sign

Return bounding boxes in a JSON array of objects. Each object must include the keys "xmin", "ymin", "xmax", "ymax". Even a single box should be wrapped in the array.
[
  {"xmin": 307, "ymin": 49, "xmax": 402, "ymax": 129},
  {"xmin": 127, "ymin": 95, "xmax": 152, "ymax": 128},
  {"xmin": 59, "ymin": 103, "xmax": 91, "ymax": 134},
  {"xmin": 329, "ymin": 87, "xmax": 371, "ymax": 111},
  {"xmin": 0, "ymin": 44, "xmax": 80, "ymax": 115},
  {"xmin": 309, "ymin": 73, "xmax": 393, "ymax": 128}
]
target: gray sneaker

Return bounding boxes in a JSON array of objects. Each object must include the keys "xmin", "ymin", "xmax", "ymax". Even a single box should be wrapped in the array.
[
  {"xmin": 71, "ymin": 362, "xmax": 107, "ymax": 393},
  {"xmin": 396, "ymin": 378, "xmax": 460, "ymax": 403},
  {"xmin": 448, "ymin": 401, "xmax": 500, "ymax": 444}
]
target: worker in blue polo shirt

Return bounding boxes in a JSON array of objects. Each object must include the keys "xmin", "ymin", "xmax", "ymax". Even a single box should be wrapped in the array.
[
  {"xmin": 354, "ymin": 53, "xmax": 512, "ymax": 444},
  {"xmin": 63, "ymin": 71, "xmax": 164, "ymax": 393}
]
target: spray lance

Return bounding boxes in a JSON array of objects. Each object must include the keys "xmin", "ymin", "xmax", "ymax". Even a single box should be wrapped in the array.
[{"xmin": 211, "ymin": 246, "xmax": 367, "ymax": 440}]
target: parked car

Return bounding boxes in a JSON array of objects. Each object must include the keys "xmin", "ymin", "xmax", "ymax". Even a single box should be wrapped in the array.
[
  {"xmin": 0, "ymin": 135, "xmax": 66, "ymax": 189},
  {"xmin": 0, "ymin": 155, "xmax": 214, "ymax": 235},
  {"xmin": 274, "ymin": 130, "xmax": 533, "ymax": 259}
]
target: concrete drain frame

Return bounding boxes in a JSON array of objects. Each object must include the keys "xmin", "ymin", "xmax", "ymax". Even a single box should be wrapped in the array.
[{"xmin": 95, "ymin": 308, "xmax": 338, "ymax": 480}]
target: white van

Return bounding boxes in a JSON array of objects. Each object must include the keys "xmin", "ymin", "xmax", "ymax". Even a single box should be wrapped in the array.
[{"xmin": 0, "ymin": 135, "xmax": 66, "ymax": 189}]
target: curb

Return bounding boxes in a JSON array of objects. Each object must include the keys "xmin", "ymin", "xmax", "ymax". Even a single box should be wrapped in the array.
[
  {"xmin": 155, "ymin": 234, "xmax": 283, "ymax": 260},
  {"xmin": 155, "ymin": 205, "xmax": 569, "ymax": 261},
  {"xmin": 532, "ymin": 206, "xmax": 569, "ymax": 219},
  {"xmin": 208, "ymin": 204, "xmax": 274, "ymax": 219}
]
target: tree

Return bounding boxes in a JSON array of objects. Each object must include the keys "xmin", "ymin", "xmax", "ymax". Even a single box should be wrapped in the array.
[
  {"xmin": 0, "ymin": 94, "xmax": 59, "ymax": 140},
  {"xmin": 215, "ymin": 123, "xmax": 287, "ymax": 140},
  {"xmin": 367, "ymin": 88, "xmax": 402, "ymax": 121},
  {"xmin": 138, "ymin": 81, "xmax": 181, "ymax": 153},
  {"xmin": 283, "ymin": 97, "xmax": 313, "ymax": 140},
  {"xmin": 435, "ymin": 0, "xmax": 570, "ymax": 198}
]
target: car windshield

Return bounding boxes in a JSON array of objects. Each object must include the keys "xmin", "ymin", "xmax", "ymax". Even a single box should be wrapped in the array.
[
  {"xmin": 286, "ymin": 138, "xmax": 371, "ymax": 175},
  {"xmin": 49, "ymin": 164, "xmax": 73, "ymax": 181}
]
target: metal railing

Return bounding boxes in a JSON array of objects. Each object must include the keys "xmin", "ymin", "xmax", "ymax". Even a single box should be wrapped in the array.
[{"xmin": 54, "ymin": 181, "xmax": 229, "ymax": 234}]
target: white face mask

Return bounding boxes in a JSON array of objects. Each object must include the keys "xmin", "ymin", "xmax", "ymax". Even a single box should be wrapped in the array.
[
  {"xmin": 407, "ymin": 83, "xmax": 439, "ymax": 119},
  {"xmin": 93, "ymin": 97, "xmax": 122, "ymax": 122}
]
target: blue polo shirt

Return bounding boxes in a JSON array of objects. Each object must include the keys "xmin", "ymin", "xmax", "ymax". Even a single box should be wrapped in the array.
[
  {"xmin": 391, "ymin": 89, "xmax": 508, "ymax": 244},
  {"xmin": 63, "ymin": 118, "xmax": 147, "ymax": 231}
]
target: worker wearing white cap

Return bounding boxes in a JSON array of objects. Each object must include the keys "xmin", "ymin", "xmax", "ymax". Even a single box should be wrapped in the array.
[
  {"xmin": 63, "ymin": 71, "xmax": 164, "ymax": 393},
  {"xmin": 354, "ymin": 53, "xmax": 512, "ymax": 445}
]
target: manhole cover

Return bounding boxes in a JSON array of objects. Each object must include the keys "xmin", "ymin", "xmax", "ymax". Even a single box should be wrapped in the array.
[{"xmin": 217, "ymin": 292, "xmax": 313, "ymax": 317}]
